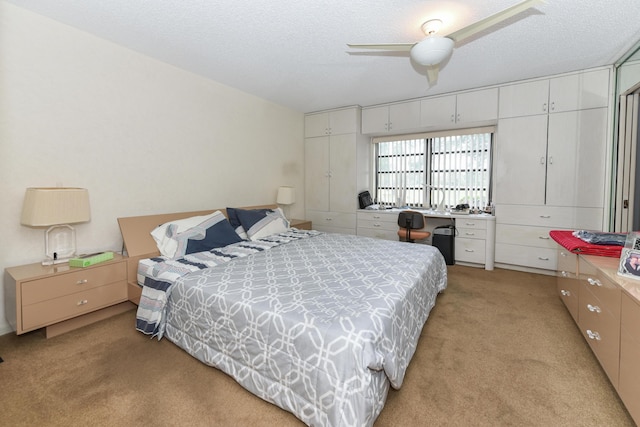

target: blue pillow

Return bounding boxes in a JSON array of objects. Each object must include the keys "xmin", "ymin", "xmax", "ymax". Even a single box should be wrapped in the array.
[
  {"xmin": 171, "ymin": 211, "xmax": 243, "ymax": 257},
  {"xmin": 226, "ymin": 207, "xmax": 273, "ymax": 239},
  {"xmin": 234, "ymin": 207, "xmax": 289, "ymax": 240}
]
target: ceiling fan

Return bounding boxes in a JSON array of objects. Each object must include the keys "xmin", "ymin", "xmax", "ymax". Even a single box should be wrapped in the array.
[{"xmin": 347, "ymin": 0, "xmax": 544, "ymax": 84}]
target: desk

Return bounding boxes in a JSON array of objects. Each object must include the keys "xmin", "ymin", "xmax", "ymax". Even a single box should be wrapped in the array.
[{"xmin": 356, "ymin": 209, "xmax": 496, "ymax": 270}]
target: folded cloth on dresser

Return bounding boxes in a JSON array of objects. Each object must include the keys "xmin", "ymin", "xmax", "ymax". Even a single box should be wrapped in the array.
[
  {"xmin": 136, "ymin": 229, "xmax": 322, "ymax": 339},
  {"xmin": 572, "ymin": 230, "xmax": 627, "ymax": 246},
  {"xmin": 549, "ymin": 230, "xmax": 624, "ymax": 257}
]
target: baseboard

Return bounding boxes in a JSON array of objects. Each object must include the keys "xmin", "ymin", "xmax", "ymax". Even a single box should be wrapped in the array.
[{"xmin": 0, "ymin": 322, "xmax": 14, "ymax": 337}]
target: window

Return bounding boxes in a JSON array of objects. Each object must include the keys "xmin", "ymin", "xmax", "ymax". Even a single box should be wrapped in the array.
[{"xmin": 374, "ymin": 128, "xmax": 493, "ymax": 210}]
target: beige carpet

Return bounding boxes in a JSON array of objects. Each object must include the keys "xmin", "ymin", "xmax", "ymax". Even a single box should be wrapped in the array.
[{"xmin": 0, "ymin": 265, "xmax": 635, "ymax": 426}]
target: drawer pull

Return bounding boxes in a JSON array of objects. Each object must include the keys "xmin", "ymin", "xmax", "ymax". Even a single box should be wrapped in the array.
[
  {"xmin": 465, "ymin": 232, "xmax": 475, "ymax": 236},
  {"xmin": 560, "ymin": 289, "xmax": 571, "ymax": 296},
  {"xmin": 587, "ymin": 277, "xmax": 602, "ymax": 287},
  {"xmin": 539, "ymin": 215, "xmax": 551, "ymax": 219},
  {"xmin": 464, "ymin": 222, "xmax": 476, "ymax": 226},
  {"xmin": 325, "ymin": 218, "xmax": 332, "ymax": 221},
  {"xmin": 560, "ymin": 252, "xmax": 568, "ymax": 257},
  {"xmin": 561, "ymin": 271, "xmax": 569, "ymax": 277},
  {"xmin": 76, "ymin": 279, "xmax": 89, "ymax": 285},
  {"xmin": 373, "ymin": 223, "xmax": 381, "ymax": 227},
  {"xmin": 587, "ymin": 304, "xmax": 601, "ymax": 313},
  {"xmin": 465, "ymin": 249, "xmax": 475, "ymax": 253},
  {"xmin": 373, "ymin": 215, "xmax": 381, "ymax": 219},
  {"xmin": 586, "ymin": 329, "xmax": 601, "ymax": 341},
  {"xmin": 77, "ymin": 299, "xmax": 88, "ymax": 306},
  {"xmin": 538, "ymin": 257, "xmax": 549, "ymax": 261},
  {"xmin": 538, "ymin": 236, "xmax": 550, "ymax": 240}
]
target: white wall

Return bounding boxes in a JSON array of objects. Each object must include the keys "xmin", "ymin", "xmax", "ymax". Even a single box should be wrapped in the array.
[{"xmin": 0, "ymin": 3, "xmax": 305, "ymax": 335}]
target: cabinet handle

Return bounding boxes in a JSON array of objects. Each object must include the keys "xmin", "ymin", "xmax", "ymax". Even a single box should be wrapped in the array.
[
  {"xmin": 373, "ymin": 223, "xmax": 381, "ymax": 227},
  {"xmin": 586, "ymin": 329, "xmax": 601, "ymax": 341},
  {"xmin": 539, "ymin": 215, "xmax": 551, "ymax": 219},
  {"xmin": 456, "ymin": 113, "xmax": 460, "ymax": 122},
  {"xmin": 560, "ymin": 289, "xmax": 571, "ymax": 296},
  {"xmin": 325, "ymin": 218, "xmax": 332, "ymax": 221},
  {"xmin": 76, "ymin": 279, "xmax": 88, "ymax": 285},
  {"xmin": 543, "ymin": 102, "xmax": 548, "ymax": 112},
  {"xmin": 388, "ymin": 122, "xmax": 392, "ymax": 130},
  {"xmin": 464, "ymin": 222, "xmax": 476, "ymax": 226},
  {"xmin": 548, "ymin": 156, "xmax": 554, "ymax": 165},
  {"xmin": 373, "ymin": 215, "xmax": 381, "ymax": 219},
  {"xmin": 550, "ymin": 101, "xmax": 555, "ymax": 111},
  {"xmin": 538, "ymin": 257, "xmax": 549, "ymax": 261},
  {"xmin": 465, "ymin": 232, "xmax": 475, "ymax": 236},
  {"xmin": 561, "ymin": 271, "xmax": 569, "ymax": 277},
  {"xmin": 560, "ymin": 251, "xmax": 568, "ymax": 257},
  {"xmin": 538, "ymin": 236, "xmax": 550, "ymax": 240},
  {"xmin": 587, "ymin": 304, "xmax": 601, "ymax": 313},
  {"xmin": 540, "ymin": 157, "xmax": 546, "ymax": 164},
  {"xmin": 465, "ymin": 249, "xmax": 475, "ymax": 253},
  {"xmin": 587, "ymin": 277, "xmax": 602, "ymax": 287},
  {"xmin": 77, "ymin": 299, "xmax": 88, "ymax": 306}
]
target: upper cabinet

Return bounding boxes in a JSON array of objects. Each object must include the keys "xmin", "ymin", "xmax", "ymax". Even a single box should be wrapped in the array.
[
  {"xmin": 305, "ymin": 107, "xmax": 359, "ymax": 138},
  {"xmin": 361, "ymin": 100, "xmax": 421, "ymax": 134},
  {"xmin": 499, "ymin": 68, "xmax": 610, "ymax": 119},
  {"xmin": 420, "ymin": 88, "xmax": 499, "ymax": 128}
]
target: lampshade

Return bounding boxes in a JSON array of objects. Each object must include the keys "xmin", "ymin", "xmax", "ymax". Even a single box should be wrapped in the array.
[
  {"xmin": 276, "ymin": 186, "xmax": 295, "ymax": 205},
  {"xmin": 21, "ymin": 187, "xmax": 91, "ymax": 226},
  {"xmin": 410, "ymin": 36, "xmax": 454, "ymax": 66}
]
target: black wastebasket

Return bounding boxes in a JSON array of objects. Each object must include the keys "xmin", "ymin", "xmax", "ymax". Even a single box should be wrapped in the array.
[{"xmin": 432, "ymin": 225, "xmax": 455, "ymax": 265}]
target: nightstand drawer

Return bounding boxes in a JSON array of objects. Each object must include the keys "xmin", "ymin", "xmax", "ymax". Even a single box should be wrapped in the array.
[
  {"xmin": 21, "ymin": 262, "xmax": 126, "ymax": 305},
  {"xmin": 22, "ymin": 281, "xmax": 127, "ymax": 331}
]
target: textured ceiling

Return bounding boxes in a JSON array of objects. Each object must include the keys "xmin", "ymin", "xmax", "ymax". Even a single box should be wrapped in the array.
[{"xmin": 6, "ymin": 0, "xmax": 640, "ymax": 113}]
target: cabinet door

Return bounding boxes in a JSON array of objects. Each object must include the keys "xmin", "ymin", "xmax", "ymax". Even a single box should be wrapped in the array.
[
  {"xmin": 305, "ymin": 136, "xmax": 330, "ymax": 211},
  {"xmin": 362, "ymin": 106, "xmax": 389, "ymax": 134},
  {"xmin": 494, "ymin": 115, "xmax": 548, "ymax": 205},
  {"xmin": 546, "ymin": 108, "xmax": 607, "ymax": 208},
  {"xmin": 420, "ymin": 95, "xmax": 456, "ymax": 127},
  {"xmin": 389, "ymin": 101, "xmax": 421, "ymax": 132},
  {"xmin": 329, "ymin": 108, "xmax": 359, "ymax": 135},
  {"xmin": 499, "ymin": 79, "xmax": 549, "ymax": 118},
  {"xmin": 456, "ymin": 88, "xmax": 499, "ymax": 123},
  {"xmin": 549, "ymin": 69, "xmax": 610, "ymax": 113},
  {"xmin": 305, "ymin": 113, "xmax": 329, "ymax": 138},
  {"xmin": 329, "ymin": 133, "xmax": 357, "ymax": 213}
]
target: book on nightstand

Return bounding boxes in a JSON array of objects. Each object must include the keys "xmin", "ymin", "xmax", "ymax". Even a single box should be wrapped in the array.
[{"xmin": 69, "ymin": 251, "xmax": 114, "ymax": 267}]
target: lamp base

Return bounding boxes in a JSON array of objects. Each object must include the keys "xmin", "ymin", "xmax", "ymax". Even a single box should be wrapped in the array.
[
  {"xmin": 42, "ymin": 257, "xmax": 73, "ymax": 266},
  {"xmin": 44, "ymin": 224, "xmax": 77, "ymax": 264}
]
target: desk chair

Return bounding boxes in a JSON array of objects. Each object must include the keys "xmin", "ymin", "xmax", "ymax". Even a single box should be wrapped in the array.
[{"xmin": 397, "ymin": 211, "xmax": 431, "ymax": 243}]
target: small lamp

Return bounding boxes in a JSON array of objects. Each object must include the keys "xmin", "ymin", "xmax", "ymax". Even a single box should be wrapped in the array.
[
  {"xmin": 276, "ymin": 186, "xmax": 295, "ymax": 218},
  {"xmin": 21, "ymin": 187, "xmax": 91, "ymax": 265}
]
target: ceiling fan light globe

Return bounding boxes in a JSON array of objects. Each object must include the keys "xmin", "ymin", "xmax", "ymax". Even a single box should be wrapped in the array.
[{"xmin": 410, "ymin": 36, "xmax": 454, "ymax": 66}]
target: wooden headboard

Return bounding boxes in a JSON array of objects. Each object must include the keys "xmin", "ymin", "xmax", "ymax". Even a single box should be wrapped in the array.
[{"xmin": 117, "ymin": 204, "xmax": 277, "ymax": 304}]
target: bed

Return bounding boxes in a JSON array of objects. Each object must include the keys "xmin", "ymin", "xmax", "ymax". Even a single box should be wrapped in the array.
[{"xmin": 118, "ymin": 205, "xmax": 447, "ymax": 427}]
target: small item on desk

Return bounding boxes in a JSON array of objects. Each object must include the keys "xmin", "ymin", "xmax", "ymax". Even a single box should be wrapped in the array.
[{"xmin": 69, "ymin": 251, "xmax": 114, "ymax": 268}]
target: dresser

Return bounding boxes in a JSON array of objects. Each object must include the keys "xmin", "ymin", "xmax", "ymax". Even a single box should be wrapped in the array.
[
  {"xmin": 357, "ymin": 209, "xmax": 496, "ymax": 270},
  {"xmin": 556, "ymin": 248, "xmax": 640, "ymax": 424},
  {"xmin": 4, "ymin": 254, "xmax": 131, "ymax": 338}
]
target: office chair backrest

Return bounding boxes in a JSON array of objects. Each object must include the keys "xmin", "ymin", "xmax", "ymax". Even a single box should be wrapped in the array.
[{"xmin": 397, "ymin": 211, "xmax": 425, "ymax": 229}]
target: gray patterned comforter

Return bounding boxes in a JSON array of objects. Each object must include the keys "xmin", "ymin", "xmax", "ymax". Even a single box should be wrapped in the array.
[{"xmin": 145, "ymin": 232, "xmax": 447, "ymax": 426}]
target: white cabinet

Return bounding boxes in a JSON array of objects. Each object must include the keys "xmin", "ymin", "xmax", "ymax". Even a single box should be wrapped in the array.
[
  {"xmin": 305, "ymin": 107, "xmax": 368, "ymax": 234},
  {"xmin": 499, "ymin": 68, "xmax": 610, "ymax": 119},
  {"xmin": 495, "ymin": 108, "xmax": 608, "ymax": 208},
  {"xmin": 420, "ymin": 88, "xmax": 498, "ymax": 128},
  {"xmin": 361, "ymin": 100, "xmax": 421, "ymax": 134},
  {"xmin": 305, "ymin": 107, "xmax": 359, "ymax": 137}
]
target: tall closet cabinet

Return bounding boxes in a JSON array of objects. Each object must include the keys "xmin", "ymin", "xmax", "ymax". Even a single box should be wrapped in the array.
[
  {"xmin": 494, "ymin": 67, "xmax": 612, "ymax": 272},
  {"xmin": 304, "ymin": 107, "xmax": 370, "ymax": 234}
]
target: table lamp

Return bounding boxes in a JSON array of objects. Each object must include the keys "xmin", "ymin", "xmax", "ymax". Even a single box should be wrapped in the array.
[
  {"xmin": 21, "ymin": 187, "xmax": 91, "ymax": 265},
  {"xmin": 276, "ymin": 186, "xmax": 295, "ymax": 218}
]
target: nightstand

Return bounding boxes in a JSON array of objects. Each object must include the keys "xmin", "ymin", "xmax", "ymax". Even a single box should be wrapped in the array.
[
  {"xmin": 4, "ymin": 254, "xmax": 133, "ymax": 338},
  {"xmin": 290, "ymin": 219, "xmax": 312, "ymax": 230}
]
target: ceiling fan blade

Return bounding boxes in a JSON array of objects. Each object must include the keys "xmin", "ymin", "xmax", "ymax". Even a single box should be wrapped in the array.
[
  {"xmin": 426, "ymin": 66, "xmax": 440, "ymax": 85},
  {"xmin": 445, "ymin": 0, "xmax": 544, "ymax": 43},
  {"xmin": 347, "ymin": 43, "xmax": 414, "ymax": 51}
]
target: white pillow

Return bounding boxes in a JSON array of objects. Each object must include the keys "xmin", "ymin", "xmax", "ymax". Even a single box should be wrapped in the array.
[{"xmin": 151, "ymin": 212, "xmax": 219, "ymax": 258}]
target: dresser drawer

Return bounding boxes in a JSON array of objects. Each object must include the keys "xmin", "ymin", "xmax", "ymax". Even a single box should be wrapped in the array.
[
  {"xmin": 496, "ymin": 204, "xmax": 603, "ymax": 229},
  {"xmin": 455, "ymin": 238, "xmax": 486, "ymax": 264},
  {"xmin": 495, "ymin": 243, "xmax": 557, "ymax": 270},
  {"xmin": 357, "ymin": 218, "xmax": 397, "ymax": 231},
  {"xmin": 496, "ymin": 224, "xmax": 557, "ymax": 249},
  {"xmin": 557, "ymin": 246, "xmax": 578, "ymax": 274},
  {"xmin": 456, "ymin": 218, "xmax": 487, "ymax": 230},
  {"xmin": 22, "ymin": 281, "xmax": 127, "ymax": 331},
  {"xmin": 357, "ymin": 210, "xmax": 397, "ymax": 224},
  {"xmin": 557, "ymin": 272, "xmax": 580, "ymax": 322},
  {"xmin": 579, "ymin": 257, "xmax": 622, "ymax": 317},
  {"xmin": 456, "ymin": 227, "xmax": 486, "ymax": 240},
  {"xmin": 306, "ymin": 211, "xmax": 356, "ymax": 229},
  {"xmin": 21, "ymin": 262, "xmax": 127, "ymax": 305}
]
